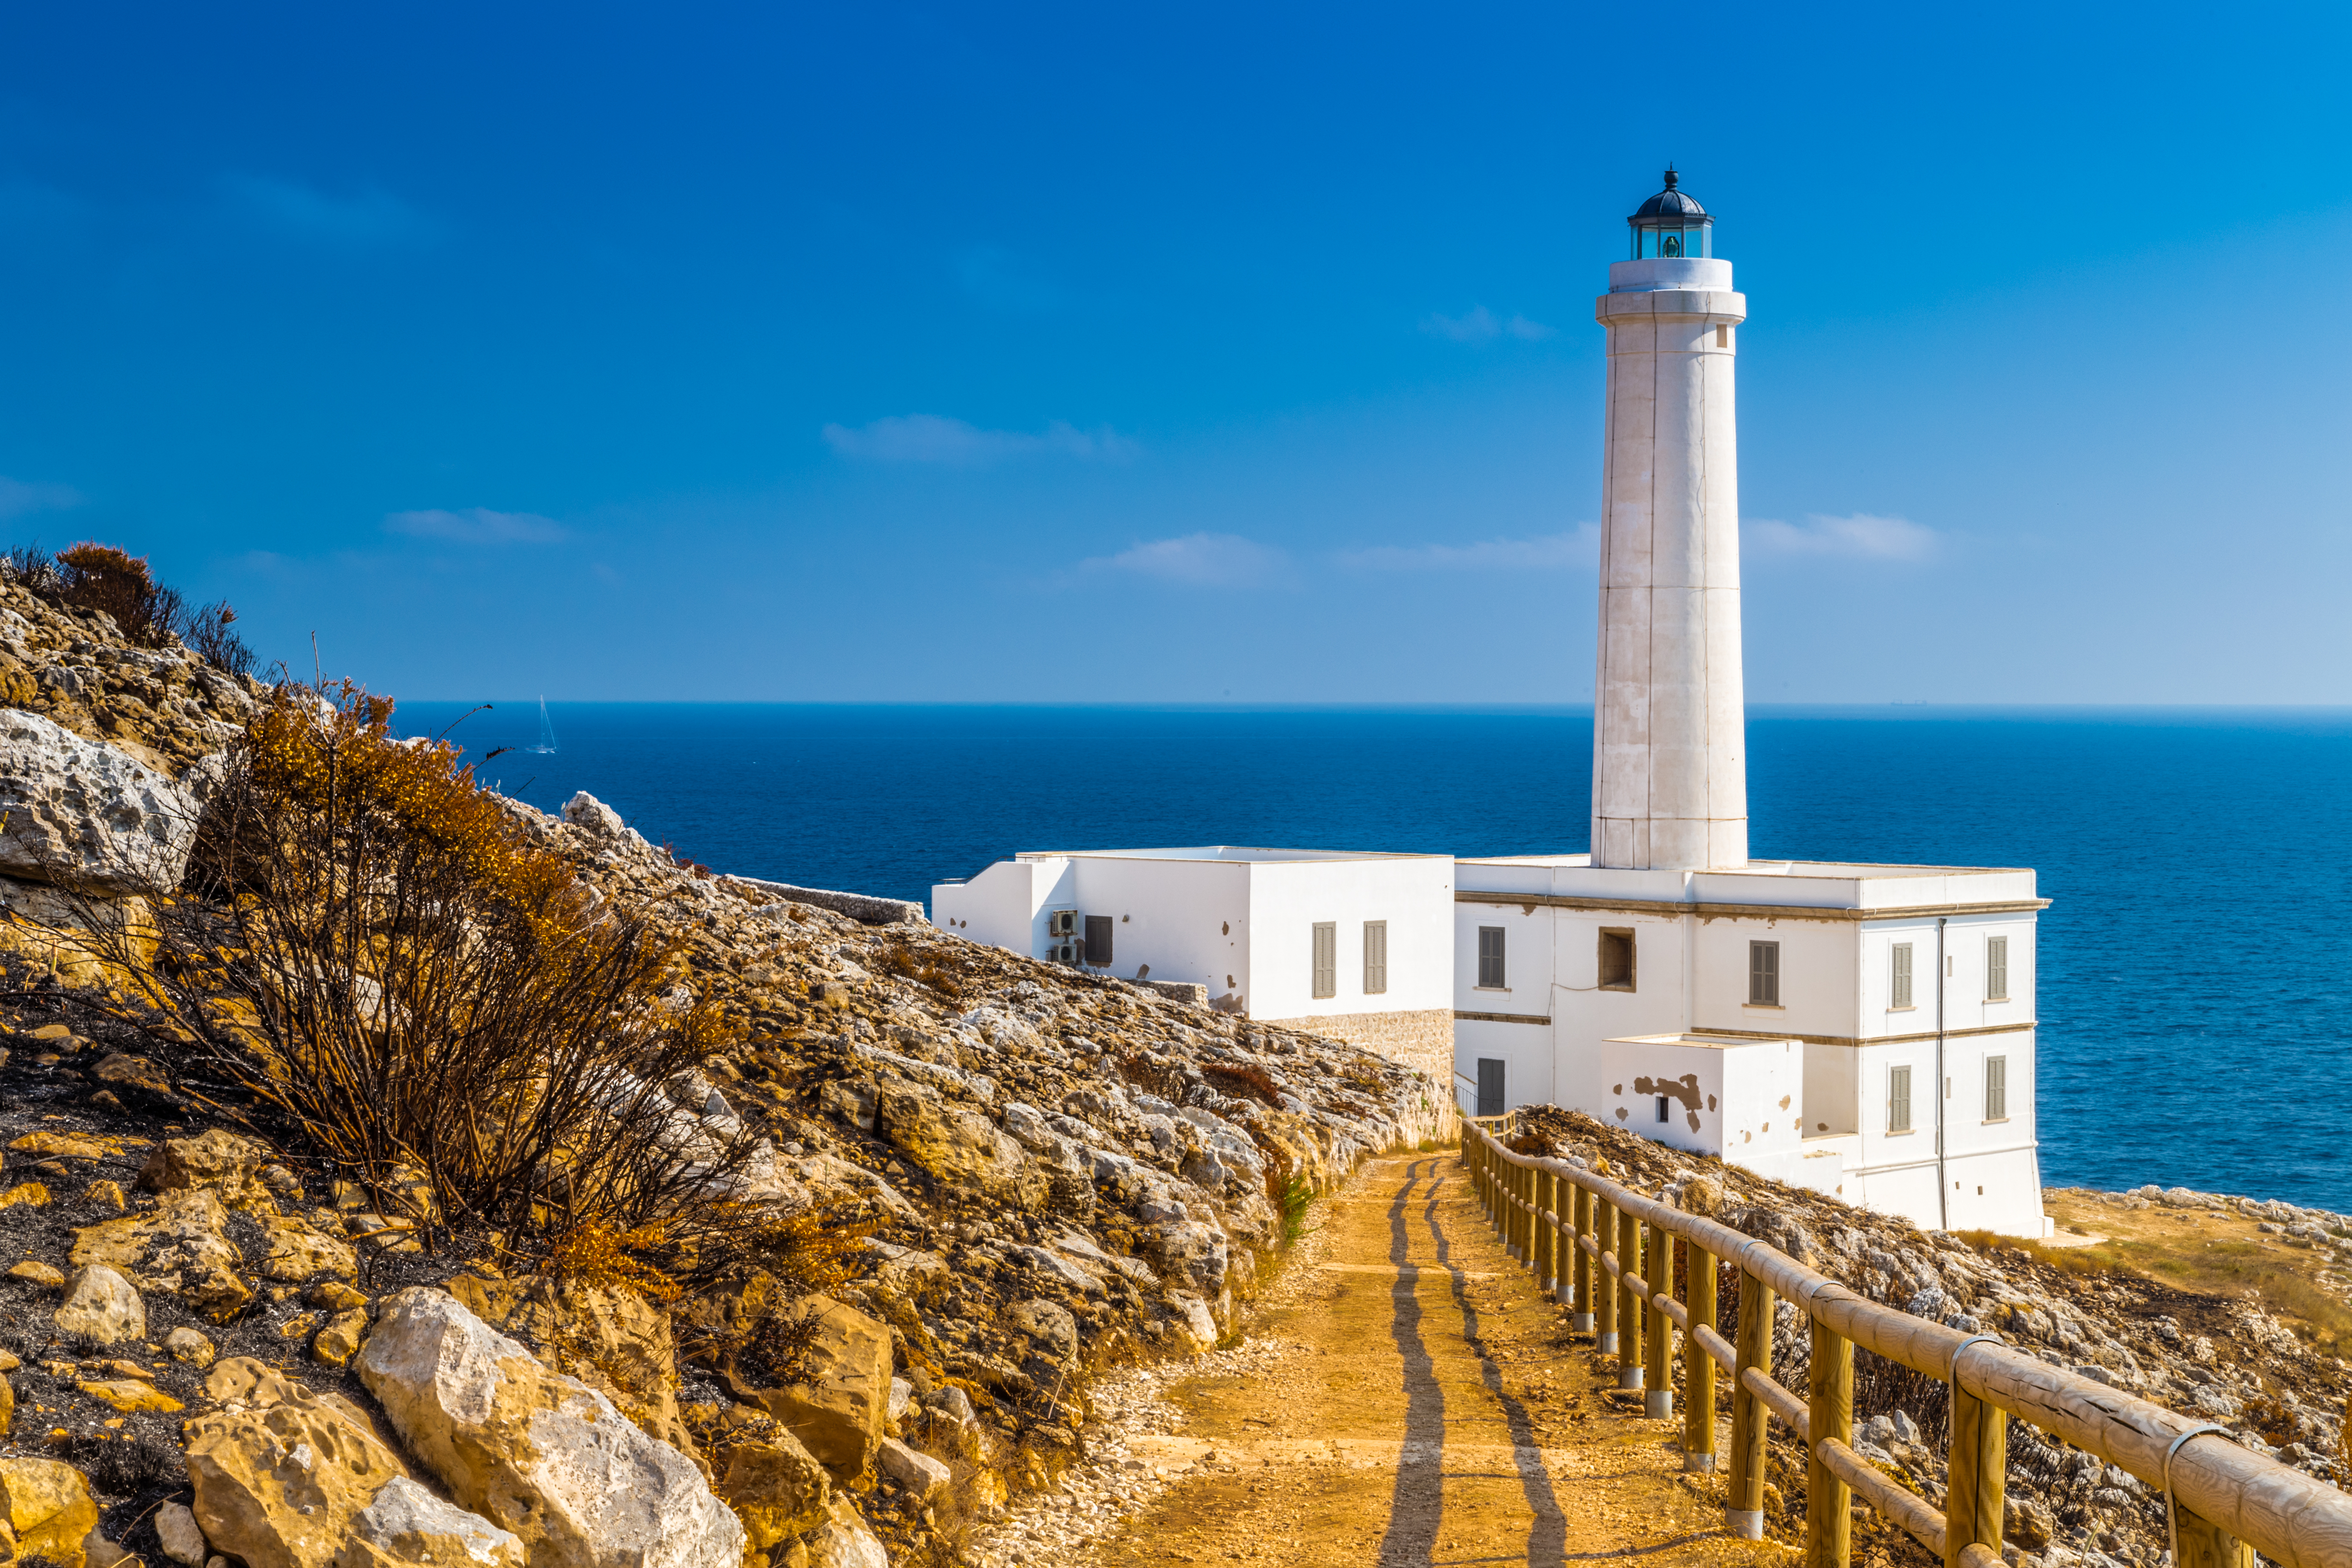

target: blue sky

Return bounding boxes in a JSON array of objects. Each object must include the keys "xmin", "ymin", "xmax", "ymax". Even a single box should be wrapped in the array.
[{"xmin": 1, "ymin": 2, "xmax": 2346, "ymax": 704}]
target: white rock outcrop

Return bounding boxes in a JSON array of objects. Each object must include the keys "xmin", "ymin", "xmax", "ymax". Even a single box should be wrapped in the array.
[
  {"xmin": 0, "ymin": 709, "xmax": 198, "ymax": 891},
  {"xmin": 54, "ymin": 1262, "xmax": 145, "ymax": 1345},
  {"xmin": 357, "ymin": 1288, "xmax": 745, "ymax": 1568}
]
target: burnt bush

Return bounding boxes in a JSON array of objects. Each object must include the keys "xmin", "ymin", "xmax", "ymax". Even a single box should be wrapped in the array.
[{"xmin": 111, "ymin": 681, "xmax": 756, "ymax": 1261}]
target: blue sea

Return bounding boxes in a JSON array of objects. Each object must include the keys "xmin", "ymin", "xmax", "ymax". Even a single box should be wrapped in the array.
[{"xmin": 394, "ymin": 702, "xmax": 2352, "ymax": 1212}]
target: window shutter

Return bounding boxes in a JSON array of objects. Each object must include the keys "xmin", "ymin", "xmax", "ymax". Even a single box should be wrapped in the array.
[
  {"xmin": 1987, "ymin": 936, "xmax": 2009, "ymax": 1001},
  {"xmin": 1891, "ymin": 943, "xmax": 1913, "ymax": 1009},
  {"xmin": 1312, "ymin": 922, "xmax": 1337, "ymax": 999},
  {"xmin": 1363, "ymin": 921, "xmax": 1387, "ymax": 996},
  {"xmin": 1888, "ymin": 1065, "xmax": 1912, "ymax": 1133},
  {"xmin": 1750, "ymin": 941, "xmax": 1779, "ymax": 1006},
  {"xmin": 1084, "ymin": 914, "xmax": 1113, "ymax": 968},
  {"xmin": 1478, "ymin": 927, "xmax": 1506, "ymax": 989},
  {"xmin": 1985, "ymin": 1055, "xmax": 2007, "ymax": 1121}
]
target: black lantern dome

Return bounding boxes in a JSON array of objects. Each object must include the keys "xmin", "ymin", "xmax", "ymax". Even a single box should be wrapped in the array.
[{"xmin": 1628, "ymin": 168, "xmax": 1712, "ymax": 260}]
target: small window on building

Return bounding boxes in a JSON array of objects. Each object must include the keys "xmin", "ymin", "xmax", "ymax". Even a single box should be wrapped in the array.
[
  {"xmin": 1084, "ymin": 914, "xmax": 1114, "ymax": 968},
  {"xmin": 1598, "ymin": 928, "xmax": 1635, "ymax": 991},
  {"xmin": 1985, "ymin": 1055, "xmax": 2008, "ymax": 1122},
  {"xmin": 1312, "ymin": 922, "xmax": 1337, "ymax": 999},
  {"xmin": 1890, "ymin": 942, "xmax": 1913, "ymax": 1009},
  {"xmin": 1888, "ymin": 1065, "xmax": 1913, "ymax": 1133},
  {"xmin": 1476, "ymin": 1058, "xmax": 1506, "ymax": 1118},
  {"xmin": 1654, "ymin": 1095, "xmax": 1670, "ymax": 1124},
  {"xmin": 1477, "ymin": 926, "xmax": 1506, "ymax": 989},
  {"xmin": 1986, "ymin": 935, "xmax": 2009, "ymax": 1002},
  {"xmin": 1749, "ymin": 940, "xmax": 1780, "ymax": 1005},
  {"xmin": 1716, "ymin": 324, "xmax": 1729, "ymax": 348},
  {"xmin": 1363, "ymin": 920, "xmax": 1388, "ymax": 996}
]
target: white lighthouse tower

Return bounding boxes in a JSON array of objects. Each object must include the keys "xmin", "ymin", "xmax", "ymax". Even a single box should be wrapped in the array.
[
  {"xmin": 1593, "ymin": 170, "xmax": 1748, "ymax": 871},
  {"xmin": 1452, "ymin": 171, "xmax": 2052, "ymax": 1244}
]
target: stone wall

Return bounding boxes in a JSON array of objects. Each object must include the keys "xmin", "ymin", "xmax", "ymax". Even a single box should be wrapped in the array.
[{"xmin": 1259, "ymin": 1007, "xmax": 1456, "ymax": 1119}]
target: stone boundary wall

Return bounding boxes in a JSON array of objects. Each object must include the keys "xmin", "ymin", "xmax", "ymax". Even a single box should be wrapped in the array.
[
  {"xmin": 724, "ymin": 876, "xmax": 925, "ymax": 926},
  {"xmin": 1260, "ymin": 1007, "xmax": 1457, "ymax": 1114}
]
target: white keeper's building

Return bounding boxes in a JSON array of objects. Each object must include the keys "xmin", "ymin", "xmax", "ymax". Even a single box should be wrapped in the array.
[{"xmin": 931, "ymin": 169, "xmax": 2051, "ymax": 1239}]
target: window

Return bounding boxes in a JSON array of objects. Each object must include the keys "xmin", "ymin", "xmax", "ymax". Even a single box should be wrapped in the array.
[
  {"xmin": 1476, "ymin": 1059, "xmax": 1506, "ymax": 1118},
  {"xmin": 1985, "ymin": 1055, "xmax": 2008, "ymax": 1122},
  {"xmin": 1887, "ymin": 1065, "xmax": 1913, "ymax": 1133},
  {"xmin": 1084, "ymin": 914, "xmax": 1114, "ymax": 968},
  {"xmin": 1986, "ymin": 935, "xmax": 2010, "ymax": 1002},
  {"xmin": 1363, "ymin": 921, "xmax": 1388, "ymax": 996},
  {"xmin": 1654, "ymin": 1095, "xmax": 1671, "ymax": 1124},
  {"xmin": 1716, "ymin": 324, "xmax": 1729, "ymax": 348},
  {"xmin": 1749, "ymin": 940, "xmax": 1780, "ymax": 1005},
  {"xmin": 1890, "ymin": 943, "xmax": 1914, "ymax": 1009},
  {"xmin": 1311, "ymin": 922, "xmax": 1337, "ymax": 999},
  {"xmin": 1477, "ymin": 926, "xmax": 1506, "ymax": 989},
  {"xmin": 1598, "ymin": 928, "xmax": 1636, "ymax": 991}
]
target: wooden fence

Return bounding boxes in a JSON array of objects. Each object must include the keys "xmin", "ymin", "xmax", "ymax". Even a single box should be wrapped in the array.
[{"xmin": 1462, "ymin": 1115, "xmax": 2352, "ymax": 1568}]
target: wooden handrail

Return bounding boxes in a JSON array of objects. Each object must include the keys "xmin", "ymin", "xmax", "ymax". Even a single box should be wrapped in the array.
[{"xmin": 1459, "ymin": 1123, "xmax": 2341, "ymax": 1566}]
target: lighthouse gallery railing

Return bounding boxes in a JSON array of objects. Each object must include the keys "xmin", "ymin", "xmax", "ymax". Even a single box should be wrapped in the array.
[{"xmin": 1462, "ymin": 1115, "xmax": 2352, "ymax": 1568}]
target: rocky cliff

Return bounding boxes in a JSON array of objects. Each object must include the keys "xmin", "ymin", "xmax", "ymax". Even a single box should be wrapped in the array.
[{"xmin": 0, "ymin": 566, "xmax": 1449, "ymax": 1568}]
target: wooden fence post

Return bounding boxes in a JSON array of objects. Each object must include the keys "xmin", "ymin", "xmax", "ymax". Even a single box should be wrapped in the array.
[
  {"xmin": 1594, "ymin": 1192, "xmax": 1618, "ymax": 1354},
  {"xmin": 1684, "ymin": 1241, "xmax": 1716, "ymax": 1471},
  {"xmin": 1807, "ymin": 1318, "xmax": 1853, "ymax": 1568},
  {"xmin": 1946, "ymin": 1368, "xmax": 2006, "ymax": 1568},
  {"xmin": 1728, "ymin": 1267, "xmax": 1772, "ymax": 1538},
  {"xmin": 1533, "ymin": 1166, "xmax": 1552, "ymax": 1282},
  {"xmin": 1515, "ymin": 1161, "xmax": 1531, "ymax": 1261},
  {"xmin": 1617, "ymin": 1205, "xmax": 1644, "ymax": 1389},
  {"xmin": 1644, "ymin": 1215, "xmax": 1672, "ymax": 1418},
  {"xmin": 1571, "ymin": 1185, "xmax": 1595, "ymax": 1332}
]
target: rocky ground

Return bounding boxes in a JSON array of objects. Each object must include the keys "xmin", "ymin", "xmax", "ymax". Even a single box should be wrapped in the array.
[
  {"xmin": 1512, "ymin": 1107, "xmax": 2352, "ymax": 1568},
  {"xmin": 0, "ymin": 563, "xmax": 1449, "ymax": 1568}
]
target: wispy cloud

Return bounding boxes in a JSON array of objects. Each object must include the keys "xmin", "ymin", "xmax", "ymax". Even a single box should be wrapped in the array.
[
  {"xmin": 223, "ymin": 174, "xmax": 436, "ymax": 246},
  {"xmin": 1340, "ymin": 525, "xmax": 1597, "ymax": 572},
  {"xmin": 0, "ymin": 476, "xmax": 85, "ymax": 521},
  {"xmin": 822, "ymin": 414, "xmax": 1139, "ymax": 466},
  {"xmin": 385, "ymin": 507, "xmax": 567, "ymax": 545},
  {"xmin": 1745, "ymin": 513, "xmax": 1939, "ymax": 560},
  {"xmin": 1075, "ymin": 533, "xmax": 1286, "ymax": 587},
  {"xmin": 1421, "ymin": 306, "xmax": 1555, "ymax": 343}
]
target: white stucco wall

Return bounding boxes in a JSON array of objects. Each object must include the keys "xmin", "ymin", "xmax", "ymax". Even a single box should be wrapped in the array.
[{"xmin": 1244, "ymin": 853, "xmax": 1455, "ymax": 1021}]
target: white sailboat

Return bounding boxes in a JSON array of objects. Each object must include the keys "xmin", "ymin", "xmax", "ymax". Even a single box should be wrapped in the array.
[{"xmin": 526, "ymin": 696, "xmax": 558, "ymax": 755}]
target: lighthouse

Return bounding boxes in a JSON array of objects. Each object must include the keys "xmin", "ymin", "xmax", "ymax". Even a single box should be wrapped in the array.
[{"xmin": 1591, "ymin": 170, "xmax": 1749, "ymax": 871}]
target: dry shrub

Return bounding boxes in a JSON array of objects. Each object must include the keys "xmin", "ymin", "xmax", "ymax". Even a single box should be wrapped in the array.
[
  {"xmin": 131, "ymin": 681, "xmax": 752, "ymax": 1249},
  {"xmin": 4, "ymin": 539, "xmax": 255, "ymax": 673},
  {"xmin": 1116, "ymin": 1052, "xmax": 1186, "ymax": 1100}
]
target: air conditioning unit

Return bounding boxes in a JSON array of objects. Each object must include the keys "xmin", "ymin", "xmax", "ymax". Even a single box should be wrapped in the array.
[
  {"xmin": 1047, "ymin": 910, "xmax": 1079, "ymax": 937},
  {"xmin": 1050, "ymin": 940, "xmax": 1081, "ymax": 965}
]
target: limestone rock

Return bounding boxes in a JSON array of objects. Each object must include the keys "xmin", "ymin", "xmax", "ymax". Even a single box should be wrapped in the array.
[
  {"xmin": 139, "ymin": 1128, "xmax": 275, "ymax": 1208},
  {"xmin": 185, "ymin": 1357, "xmax": 411, "ymax": 1568},
  {"xmin": 155, "ymin": 1501, "xmax": 209, "ymax": 1566},
  {"xmin": 54, "ymin": 1263, "xmax": 145, "ymax": 1345},
  {"xmin": 0, "ymin": 1368, "xmax": 13, "ymax": 1436},
  {"xmin": 78, "ymin": 1376, "xmax": 181, "ymax": 1413},
  {"xmin": 9, "ymin": 1259, "xmax": 65, "ymax": 1288},
  {"xmin": 445, "ymin": 1273, "xmax": 695, "ymax": 1458},
  {"xmin": 357, "ymin": 1287, "xmax": 745, "ymax": 1568},
  {"xmin": 71, "ymin": 1187, "xmax": 252, "ymax": 1313},
  {"xmin": 876, "ymin": 1080, "xmax": 1041, "ymax": 1203},
  {"xmin": 699, "ymin": 1411, "xmax": 833, "ymax": 1552},
  {"xmin": 257, "ymin": 1207, "xmax": 357, "ymax": 1282},
  {"xmin": 91, "ymin": 1052, "xmax": 176, "ymax": 1101},
  {"xmin": 798, "ymin": 1497, "xmax": 888, "ymax": 1568},
  {"xmin": 1147, "ymin": 1219, "xmax": 1230, "ymax": 1298},
  {"xmin": 1007, "ymin": 1298, "xmax": 1078, "ymax": 1365},
  {"xmin": 166, "ymin": 1325, "xmax": 218, "ymax": 1367},
  {"xmin": 0, "ymin": 1180, "xmax": 48, "ymax": 1209},
  {"xmin": 876, "ymin": 1437, "xmax": 950, "ymax": 1501},
  {"xmin": 0, "ymin": 1456, "xmax": 101, "ymax": 1568},
  {"xmin": 735, "ymin": 1295, "xmax": 892, "ymax": 1486},
  {"xmin": 348, "ymin": 1476, "xmax": 527, "ymax": 1568},
  {"xmin": 0, "ymin": 708, "xmax": 198, "ymax": 891},
  {"xmin": 313, "ymin": 1308, "xmax": 370, "ymax": 1368}
]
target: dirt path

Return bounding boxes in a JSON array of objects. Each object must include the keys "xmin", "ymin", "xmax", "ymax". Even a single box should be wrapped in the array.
[{"xmin": 1047, "ymin": 1153, "xmax": 1789, "ymax": 1568}]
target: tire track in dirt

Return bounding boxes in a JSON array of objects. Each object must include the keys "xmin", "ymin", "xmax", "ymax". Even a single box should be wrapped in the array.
[{"xmin": 1063, "ymin": 1153, "xmax": 1789, "ymax": 1567}]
